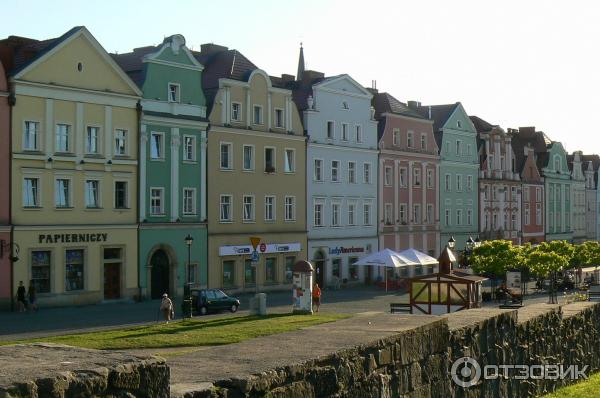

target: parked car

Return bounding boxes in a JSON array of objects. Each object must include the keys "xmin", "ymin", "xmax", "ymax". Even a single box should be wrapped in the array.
[{"xmin": 191, "ymin": 288, "xmax": 240, "ymax": 315}]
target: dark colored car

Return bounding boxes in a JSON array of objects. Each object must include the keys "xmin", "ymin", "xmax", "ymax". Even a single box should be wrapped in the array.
[{"xmin": 191, "ymin": 288, "xmax": 240, "ymax": 315}]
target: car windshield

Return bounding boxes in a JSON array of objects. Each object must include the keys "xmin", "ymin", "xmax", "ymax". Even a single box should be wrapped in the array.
[
  {"xmin": 205, "ymin": 290, "xmax": 217, "ymax": 300},
  {"xmin": 214, "ymin": 290, "xmax": 227, "ymax": 299}
]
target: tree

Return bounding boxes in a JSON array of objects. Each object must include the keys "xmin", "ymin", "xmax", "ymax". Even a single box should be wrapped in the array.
[
  {"xmin": 526, "ymin": 242, "xmax": 571, "ymax": 304},
  {"xmin": 470, "ymin": 240, "xmax": 522, "ymax": 277}
]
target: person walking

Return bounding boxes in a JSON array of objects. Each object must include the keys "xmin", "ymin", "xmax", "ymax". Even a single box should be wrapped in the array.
[
  {"xmin": 312, "ymin": 283, "xmax": 322, "ymax": 313},
  {"xmin": 160, "ymin": 293, "xmax": 174, "ymax": 323},
  {"xmin": 27, "ymin": 281, "xmax": 38, "ymax": 312},
  {"xmin": 16, "ymin": 281, "xmax": 26, "ymax": 313}
]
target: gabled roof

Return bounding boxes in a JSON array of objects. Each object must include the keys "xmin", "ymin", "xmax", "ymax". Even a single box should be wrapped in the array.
[
  {"xmin": 510, "ymin": 127, "xmax": 550, "ymax": 173},
  {"xmin": 371, "ymin": 91, "xmax": 424, "ymax": 120},
  {"xmin": 193, "ymin": 46, "xmax": 257, "ymax": 90},
  {"xmin": 111, "ymin": 45, "xmax": 158, "ymax": 88},
  {"xmin": 412, "ymin": 103, "xmax": 460, "ymax": 132},
  {"xmin": 469, "ymin": 115, "xmax": 494, "ymax": 133}
]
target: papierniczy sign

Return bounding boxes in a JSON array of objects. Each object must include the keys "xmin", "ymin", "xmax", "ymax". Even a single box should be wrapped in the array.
[
  {"xmin": 219, "ymin": 243, "xmax": 301, "ymax": 256},
  {"xmin": 38, "ymin": 233, "xmax": 109, "ymax": 244},
  {"xmin": 328, "ymin": 246, "xmax": 365, "ymax": 255}
]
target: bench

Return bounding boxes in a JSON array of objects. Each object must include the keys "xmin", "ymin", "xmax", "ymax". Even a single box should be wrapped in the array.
[{"xmin": 390, "ymin": 303, "xmax": 412, "ymax": 314}]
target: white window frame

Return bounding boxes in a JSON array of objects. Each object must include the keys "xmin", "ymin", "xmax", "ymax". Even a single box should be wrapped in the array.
[
  {"xmin": 114, "ymin": 180, "xmax": 129, "ymax": 209},
  {"xmin": 456, "ymin": 209, "xmax": 462, "ymax": 226},
  {"xmin": 314, "ymin": 158, "xmax": 323, "ymax": 182},
  {"xmin": 413, "ymin": 168, "xmax": 421, "ymax": 186},
  {"xmin": 231, "ymin": 102, "xmax": 242, "ymax": 122},
  {"xmin": 341, "ymin": 123, "xmax": 349, "ymax": 141},
  {"xmin": 220, "ymin": 142, "xmax": 233, "ymax": 170},
  {"xmin": 264, "ymin": 195, "xmax": 276, "ymax": 221},
  {"xmin": 274, "ymin": 108, "xmax": 284, "ymax": 128},
  {"xmin": 168, "ymin": 82, "xmax": 181, "ymax": 103},
  {"xmin": 326, "ymin": 121, "xmax": 335, "ymax": 139},
  {"xmin": 85, "ymin": 125, "xmax": 101, "ymax": 155},
  {"xmin": 363, "ymin": 201, "xmax": 372, "ymax": 225},
  {"xmin": 23, "ymin": 120, "xmax": 40, "ymax": 151},
  {"xmin": 150, "ymin": 131, "xmax": 165, "ymax": 160},
  {"xmin": 182, "ymin": 187, "xmax": 197, "ymax": 215},
  {"xmin": 253, "ymin": 104, "xmax": 263, "ymax": 125},
  {"xmin": 23, "ymin": 176, "xmax": 41, "ymax": 208},
  {"xmin": 363, "ymin": 162, "xmax": 371, "ymax": 184},
  {"xmin": 467, "ymin": 209, "xmax": 473, "ymax": 225},
  {"xmin": 426, "ymin": 169, "xmax": 434, "ymax": 189},
  {"xmin": 445, "ymin": 209, "xmax": 451, "ymax": 226},
  {"xmin": 314, "ymin": 200, "xmax": 324, "ymax": 227},
  {"xmin": 84, "ymin": 179, "xmax": 101, "ymax": 209},
  {"xmin": 264, "ymin": 146, "xmax": 276, "ymax": 173},
  {"xmin": 284, "ymin": 148, "xmax": 295, "ymax": 173},
  {"xmin": 525, "ymin": 203, "xmax": 531, "ymax": 225},
  {"xmin": 413, "ymin": 204, "xmax": 421, "ymax": 224},
  {"xmin": 399, "ymin": 203, "xmax": 407, "ymax": 223},
  {"xmin": 384, "ymin": 166, "xmax": 393, "ymax": 186},
  {"xmin": 243, "ymin": 195, "xmax": 255, "ymax": 222},
  {"xmin": 384, "ymin": 203, "xmax": 393, "ymax": 224},
  {"xmin": 348, "ymin": 161, "xmax": 356, "ymax": 183},
  {"xmin": 536, "ymin": 203, "xmax": 542, "ymax": 225},
  {"xmin": 55, "ymin": 123, "xmax": 71, "ymax": 153},
  {"xmin": 242, "ymin": 144, "xmax": 255, "ymax": 171},
  {"xmin": 420, "ymin": 133, "xmax": 426, "ymax": 150},
  {"xmin": 466, "ymin": 175, "xmax": 473, "ymax": 191},
  {"xmin": 348, "ymin": 201, "xmax": 356, "ymax": 226},
  {"xmin": 445, "ymin": 174, "xmax": 451, "ymax": 191},
  {"xmin": 182, "ymin": 135, "xmax": 197, "ymax": 162},
  {"xmin": 393, "ymin": 128, "xmax": 400, "ymax": 146},
  {"xmin": 456, "ymin": 140, "xmax": 461, "ymax": 155},
  {"xmin": 114, "ymin": 128, "xmax": 128, "ymax": 156},
  {"xmin": 220, "ymin": 194, "xmax": 233, "ymax": 222},
  {"xmin": 55, "ymin": 177, "xmax": 72, "ymax": 208},
  {"xmin": 331, "ymin": 160, "xmax": 340, "ymax": 182},
  {"xmin": 456, "ymin": 174, "xmax": 462, "ymax": 191},
  {"xmin": 399, "ymin": 167, "xmax": 407, "ymax": 187},
  {"xmin": 407, "ymin": 130, "xmax": 414, "ymax": 148},
  {"xmin": 331, "ymin": 202, "xmax": 341, "ymax": 227},
  {"xmin": 150, "ymin": 187, "xmax": 165, "ymax": 216},
  {"xmin": 285, "ymin": 196, "xmax": 296, "ymax": 221},
  {"xmin": 355, "ymin": 125, "xmax": 363, "ymax": 142},
  {"xmin": 426, "ymin": 204, "xmax": 434, "ymax": 224}
]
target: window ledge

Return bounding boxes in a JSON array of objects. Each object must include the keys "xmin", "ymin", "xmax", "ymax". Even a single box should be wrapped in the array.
[
  {"xmin": 242, "ymin": 220, "xmax": 256, "ymax": 224},
  {"xmin": 182, "ymin": 160, "xmax": 198, "ymax": 165},
  {"xmin": 150, "ymin": 158, "xmax": 166, "ymax": 162},
  {"xmin": 84, "ymin": 207, "xmax": 104, "ymax": 211},
  {"xmin": 150, "ymin": 213, "xmax": 167, "ymax": 217},
  {"xmin": 114, "ymin": 207, "xmax": 131, "ymax": 211},
  {"xmin": 22, "ymin": 149, "xmax": 43, "ymax": 154},
  {"xmin": 84, "ymin": 154, "xmax": 104, "ymax": 159},
  {"xmin": 182, "ymin": 213, "xmax": 197, "ymax": 217},
  {"xmin": 220, "ymin": 168, "xmax": 234, "ymax": 172},
  {"xmin": 242, "ymin": 169, "xmax": 255, "ymax": 173},
  {"xmin": 219, "ymin": 220, "xmax": 234, "ymax": 224},
  {"xmin": 23, "ymin": 206, "xmax": 43, "ymax": 210},
  {"xmin": 56, "ymin": 206, "xmax": 74, "ymax": 210},
  {"xmin": 54, "ymin": 152, "xmax": 75, "ymax": 157}
]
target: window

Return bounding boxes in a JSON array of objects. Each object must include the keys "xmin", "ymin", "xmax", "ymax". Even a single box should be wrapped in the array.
[
  {"xmin": 384, "ymin": 166, "xmax": 392, "ymax": 186},
  {"xmin": 342, "ymin": 101, "xmax": 349, "ymax": 110},
  {"xmin": 265, "ymin": 258, "xmax": 276, "ymax": 283},
  {"xmin": 332, "ymin": 258, "xmax": 341, "ymax": 278},
  {"xmin": 536, "ymin": 187, "xmax": 542, "ymax": 201},
  {"xmin": 265, "ymin": 196, "xmax": 275, "ymax": 221},
  {"xmin": 314, "ymin": 159, "xmax": 323, "ymax": 181},
  {"xmin": 222, "ymin": 260, "xmax": 235, "ymax": 287},
  {"xmin": 231, "ymin": 103, "xmax": 241, "ymax": 121},
  {"xmin": 115, "ymin": 181, "xmax": 128, "ymax": 209},
  {"xmin": 24, "ymin": 121, "xmax": 39, "ymax": 150},
  {"xmin": 393, "ymin": 129, "xmax": 400, "ymax": 146},
  {"xmin": 348, "ymin": 162, "xmax": 356, "ymax": 183},
  {"xmin": 483, "ymin": 185, "xmax": 488, "ymax": 200},
  {"xmin": 348, "ymin": 202, "xmax": 356, "ymax": 225},
  {"xmin": 484, "ymin": 214, "xmax": 489, "ymax": 230},
  {"xmin": 183, "ymin": 188, "xmax": 196, "ymax": 215},
  {"xmin": 536, "ymin": 203, "xmax": 542, "ymax": 225},
  {"xmin": 467, "ymin": 144, "xmax": 472, "ymax": 156},
  {"xmin": 284, "ymin": 149, "xmax": 295, "ymax": 173},
  {"xmin": 456, "ymin": 209, "xmax": 462, "ymax": 225},
  {"xmin": 349, "ymin": 257, "xmax": 359, "ymax": 280},
  {"xmin": 23, "ymin": 178, "xmax": 39, "ymax": 207},
  {"xmin": 467, "ymin": 209, "xmax": 472, "ymax": 225},
  {"xmin": 65, "ymin": 249, "xmax": 84, "ymax": 291},
  {"xmin": 457, "ymin": 120, "xmax": 462, "ymax": 128},
  {"xmin": 363, "ymin": 163, "xmax": 371, "ymax": 184},
  {"xmin": 331, "ymin": 161, "xmax": 340, "ymax": 182},
  {"xmin": 525, "ymin": 204, "xmax": 531, "ymax": 225},
  {"xmin": 342, "ymin": 124, "xmax": 349, "ymax": 141},
  {"xmin": 426, "ymin": 204, "xmax": 434, "ymax": 223},
  {"xmin": 511, "ymin": 213, "xmax": 517, "ymax": 230},
  {"xmin": 445, "ymin": 141, "xmax": 450, "ymax": 154},
  {"xmin": 355, "ymin": 125, "xmax": 363, "ymax": 142},
  {"xmin": 31, "ymin": 251, "xmax": 51, "ymax": 293},
  {"xmin": 253, "ymin": 105, "xmax": 262, "ymax": 124},
  {"xmin": 115, "ymin": 129, "xmax": 127, "ymax": 156},
  {"xmin": 445, "ymin": 174, "xmax": 451, "ymax": 191},
  {"xmin": 55, "ymin": 124, "xmax": 70, "ymax": 152},
  {"xmin": 183, "ymin": 136, "xmax": 196, "ymax": 161},
  {"xmin": 456, "ymin": 175, "xmax": 462, "ymax": 191},
  {"xmin": 275, "ymin": 109, "xmax": 284, "ymax": 128},
  {"xmin": 399, "ymin": 168, "xmax": 407, "ymax": 187},
  {"xmin": 265, "ymin": 148, "xmax": 275, "ymax": 172},
  {"xmin": 493, "ymin": 213, "xmax": 498, "ymax": 229},
  {"xmin": 168, "ymin": 83, "xmax": 180, "ymax": 102},
  {"xmin": 243, "ymin": 195, "xmax": 255, "ymax": 221},
  {"xmin": 456, "ymin": 140, "xmax": 461, "ymax": 155},
  {"xmin": 427, "ymin": 169, "xmax": 434, "ymax": 189},
  {"xmin": 244, "ymin": 259, "xmax": 255, "ymax": 286},
  {"xmin": 220, "ymin": 195, "xmax": 232, "ymax": 221},
  {"xmin": 363, "ymin": 202, "xmax": 371, "ymax": 225},
  {"xmin": 220, "ymin": 143, "xmax": 232, "ymax": 169},
  {"xmin": 413, "ymin": 168, "xmax": 421, "ymax": 186},
  {"xmin": 511, "ymin": 186, "xmax": 518, "ymax": 201},
  {"xmin": 384, "ymin": 203, "xmax": 393, "ymax": 224},
  {"xmin": 189, "ymin": 263, "xmax": 199, "ymax": 285},
  {"xmin": 420, "ymin": 134, "xmax": 426, "ymax": 150},
  {"xmin": 503, "ymin": 213, "xmax": 508, "ymax": 230},
  {"xmin": 445, "ymin": 209, "xmax": 451, "ymax": 226},
  {"xmin": 466, "ymin": 175, "xmax": 473, "ymax": 191},
  {"xmin": 399, "ymin": 204, "xmax": 407, "ymax": 223},
  {"xmin": 55, "ymin": 179, "xmax": 70, "ymax": 208},
  {"xmin": 332, "ymin": 203, "xmax": 341, "ymax": 226},
  {"xmin": 243, "ymin": 145, "xmax": 254, "ymax": 171},
  {"xmin": 413, "ymin": 204, "xmax": 421, "ymax": 224},
  {"xmin": 150, "ymin": 188, "xmax": 164, "ymax": 215},
  {"xmin": 86, "ymin": 126, "xmax": 99, "ymax": 154},
  {"xmin": 150, "ymin": 132, "xmax": 164, "ymax": 159},
  {"xmin": 85, "ymin": 180, "xmax": 100, "ymax": 208},
  {"xmin": 554, "ymin": 156, "xmax": 560, "ymax": 171},
  {"xmin": 314, "ymin": 202, "xmax": 323, "ymax": 226},
  {"xmin": 327, "ymin": 121, "xmax": 334, "ymax": 139},
  {"xmin": 407, "ymin": 131, "xmax": 414, "ymax": 148},
  {"xmin": 285, "ymin": 196, "xmax": 295, "ymax": 221}
]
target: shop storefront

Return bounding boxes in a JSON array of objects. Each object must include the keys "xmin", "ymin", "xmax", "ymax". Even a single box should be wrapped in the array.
[
  {"xmin": 308, "ymin": 238, "xmax": 378, "ymax": 288},
  {"xmin": 13, "ymin": 225, "xmax": 138, "ymax": 307},
  {"xmin": 208, "ymin": 233, "xmax": 307, "ymax": 293}
]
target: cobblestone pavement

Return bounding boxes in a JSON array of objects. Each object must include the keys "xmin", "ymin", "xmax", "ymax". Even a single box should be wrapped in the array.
[{"xmin": 0, "ymin": 284, "xmax": 566, "ymax": 341}]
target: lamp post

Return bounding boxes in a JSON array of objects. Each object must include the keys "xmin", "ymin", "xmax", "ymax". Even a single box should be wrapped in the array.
[
  {"xmin": 184, "ymin": 234, "xmax": 194, "ymax": 319},
  {"xmin": 448, "ymin": 236, "xmax": 456, "ymax": 250}
]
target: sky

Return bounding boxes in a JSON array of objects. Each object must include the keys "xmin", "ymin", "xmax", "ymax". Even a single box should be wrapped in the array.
[{"xmin": 3, "ymin": 0, "xmax": 599, "ymax": 153}]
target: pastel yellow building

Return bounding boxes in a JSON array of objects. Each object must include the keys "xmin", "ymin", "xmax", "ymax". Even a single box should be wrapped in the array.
[{"xmin": 2, "ymin": 27, "xmax": 141, "ymax": 306}]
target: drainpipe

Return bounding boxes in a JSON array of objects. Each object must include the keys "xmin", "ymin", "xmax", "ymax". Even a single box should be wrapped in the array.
[{"xmin": 136, "ymin": 100, "xmax": 142, "ymax": 301}]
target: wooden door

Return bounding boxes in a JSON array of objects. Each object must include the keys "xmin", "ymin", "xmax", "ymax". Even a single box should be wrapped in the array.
[{"xmin": 104, "ymin": 263, "xmax": 121, "ymax": 300}]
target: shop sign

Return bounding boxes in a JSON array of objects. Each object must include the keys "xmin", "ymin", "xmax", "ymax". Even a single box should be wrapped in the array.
[
  {"xmin": 328, "ymin": 246, "xmax": 365, "ymax": 255},
  {"xmin": 219, "ymin": 242, "xmax": 301, "ymax": 256},
  {"xmin": 38, "ymin": 233, "xmax": 109, "ymax": 244}
]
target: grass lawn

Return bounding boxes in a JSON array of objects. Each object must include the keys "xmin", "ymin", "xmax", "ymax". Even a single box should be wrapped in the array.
[
  {"xmin": 541, "ymin": 371, "xmax": 600, "ymax": 397},
  {"xmin": 0, "ymin": 313, "xmax": 350, "ymax": 350}
]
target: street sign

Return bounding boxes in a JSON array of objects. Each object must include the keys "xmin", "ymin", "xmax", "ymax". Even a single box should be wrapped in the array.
[
  {"xmin": 250, "ymin": 237, "xmax": 261, "ymax": 250},
  {"xmin": 251, "ymin": 250, "xmax": 259, "ymax": 263},
  {"xmin": 259, "ymin": 242, "xmax": 267, "ymax": 253}
]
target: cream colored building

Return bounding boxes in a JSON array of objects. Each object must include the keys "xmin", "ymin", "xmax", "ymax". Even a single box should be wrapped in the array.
[
  {"xmin": 197, "ymin": 44, "xmax": 307, "ymax": 292},
  {"xmin": 4, "ymin": 27, "xmax": 141, "ymax": 306}
]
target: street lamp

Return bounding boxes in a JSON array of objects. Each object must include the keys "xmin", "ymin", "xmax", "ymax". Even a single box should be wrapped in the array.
[
  {"xmin": 466, "ymin": 236, "xmax": 475, "ymax": 253},
  {"xmin": 448, "ymin": 236, "xmax": 456, "ymax": 250},
  {"xmin": 184, "ymin": 234, "xmax": 194, "ymax": 319},
  {"xmin": 474, "ymin": 237, "xmax": 481, "ymax": 248}
]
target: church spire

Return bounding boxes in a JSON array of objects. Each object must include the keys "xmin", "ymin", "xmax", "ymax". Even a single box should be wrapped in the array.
[{"xmin": 296, "ymin": 42, "xmax": 305, "ymax": 81}]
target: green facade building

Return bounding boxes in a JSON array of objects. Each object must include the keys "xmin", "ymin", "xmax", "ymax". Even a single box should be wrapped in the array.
[
  {"xmin": 114, "ymin": 35, "xmax": 208, "ymax": 299},
  {"xmin": 543, "ymin": 142, "xmax": 573, "ymax": 241}
]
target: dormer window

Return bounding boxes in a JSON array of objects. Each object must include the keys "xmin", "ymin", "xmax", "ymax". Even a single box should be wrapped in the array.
[
  {"xmin": 168, "ymin": 83, "xmax": 180, "ymax": 103},
  {"xmin": 342, "ymin": 101, "xmax": 349, "ymax": 110}
]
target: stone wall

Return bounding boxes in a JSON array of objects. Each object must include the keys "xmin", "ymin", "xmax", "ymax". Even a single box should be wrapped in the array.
[
  {"xmin": 0, "ymin": 343, "xmax": 169, "ymax": 398},
  {"xmin": 182, "ymin": 302, "xmax": 600, "ymax": 397}
]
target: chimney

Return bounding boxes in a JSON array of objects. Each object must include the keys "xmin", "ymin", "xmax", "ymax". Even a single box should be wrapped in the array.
[
  {"xmin": 428, "ymin": 106, "xmax": 432, "ymax": 119},
  {"xmin": 281, "ymin": 74, "xmax": 295, "ymax": 83},
  {"xmin": 371, "ymin": 80, "xmax": 377, "ymax": 90},
  {"xmin": 302, "ymin": 70, "xmax": 325, "ymax": 82},
  {"xmin": 200, "ymin": 43, "xmax": 228, "ymax": 55},
  {"xmin": 407, "ymin": 101, "xmax": 421, "ymax": 110}
]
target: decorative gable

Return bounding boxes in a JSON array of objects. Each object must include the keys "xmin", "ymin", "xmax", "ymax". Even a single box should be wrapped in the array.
[
  {"xmin": 444, "ymin": 103, "xmax": 476, "ymax": 133},
  {"xmin": 315, "ymin": 74, "xmax": 372, "ymax": 98}
]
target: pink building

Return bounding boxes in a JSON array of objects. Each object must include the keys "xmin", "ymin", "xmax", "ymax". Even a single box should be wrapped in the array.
[
  {"xmin": 372, "ymin": 91, "xmax": 440, "ymax": 276},
  {"xmin": 0, "ymin": 60, "xmax": 11, "ymax": 310}
]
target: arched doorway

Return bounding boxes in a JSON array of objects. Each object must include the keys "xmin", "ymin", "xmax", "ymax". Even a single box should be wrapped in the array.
[
  {"xmin": 150, "ymin": 249, "xmax": 170, "ymax": 299},
  {"xmin": 314, "ymin": 250, "xmax": 325, "ymax": 287}
]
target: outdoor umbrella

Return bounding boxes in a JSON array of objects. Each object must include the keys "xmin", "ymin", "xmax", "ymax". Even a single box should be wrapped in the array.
[
  {"xmin": 353, "ymin": 249, "xmax": 414, "ymax": 291},
  {"xmin": 396, "ymin": 249, "xmax": 439, "ymax": 273}
]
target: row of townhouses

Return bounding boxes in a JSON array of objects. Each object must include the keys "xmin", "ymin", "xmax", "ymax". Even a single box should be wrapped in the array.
[{"xmin": 0, "ymin": 27, "xmax": 598, "ymax": 309}]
